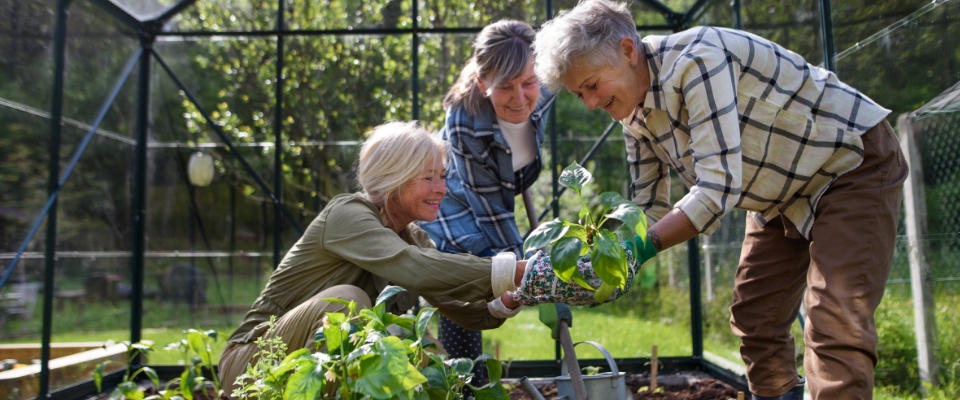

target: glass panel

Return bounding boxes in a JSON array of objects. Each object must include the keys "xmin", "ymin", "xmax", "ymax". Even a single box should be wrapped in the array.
[
  {"xmin": 699, "ymin": 211, "xmax": 751, "ymax": 370},
  {"xmin": 139, "ymin": 37, "xmax": 279, "ymax": 362},
  {"xmin": 110, "ymin": 0, "xmax": 182, "ymax": 21},
  {"xmin": 0, "ymin": 0, "xmax": 54, "ymax": 261},
  {"xmin": 740, "ymin": 0, "xmax": 824, "ymax": 65},
  {"xmin": 281, "ymin": 34, "xmax": 412, "ymax": 249},
  {"xmin": 692, "ymin": 0, "xmax": 736, "ymax": 28},
  {"xmin": 63, "ymin": 2, "xmax": 141, "ymax": 137},
  {"xmin": 165, "ymin": 0, "xmax": 277, "ymax": 33},
  {"xmin": 419, "ymin": 33, "xmax": 474, "ymax": 131},
  {"xmin": 287, "ymin": 0, "xmax": 412, "ymax": 31},
  {"xmin": 831, "ymin": 0, "xmax": 932, "ymax": 61},
  {"xmin": 420, "ymin": 0, "xmax": 547, "ymax": 29},
  {"xmin": 835, "ymin": 0, "xmax": 959, "ymax": 117}
]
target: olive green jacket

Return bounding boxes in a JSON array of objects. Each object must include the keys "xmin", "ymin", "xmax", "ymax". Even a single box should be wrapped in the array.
[{"xmin": 228, "ymin": 193, "xmax": 502, "ymax": 344}]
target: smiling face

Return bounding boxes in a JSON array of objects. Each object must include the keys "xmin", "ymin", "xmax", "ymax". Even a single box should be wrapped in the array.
[
  {"xmin": 478, "ymin": 59, "xmax": 541, "ymax": 124},
  {"xmin": 560, "ymin": 37, "xmax": 649, "ymax": 122},
  {"xmin": 385, "ymin": 155, "xmax": 447, "ymax": 231}
]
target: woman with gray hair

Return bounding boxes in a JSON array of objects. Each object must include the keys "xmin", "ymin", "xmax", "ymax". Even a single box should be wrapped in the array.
[
  {"xmin": 419, "ymin": 19, "xmax": 555, "ymax": 386},
  {"xmin": 534, "ymin": 1, "xmax": 907, "ymax": 399}
]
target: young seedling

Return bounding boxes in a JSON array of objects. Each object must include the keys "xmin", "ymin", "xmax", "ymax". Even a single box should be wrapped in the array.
[{"xmin": 524, "ymin": 162, "xmax": 649, "ymax": 303}]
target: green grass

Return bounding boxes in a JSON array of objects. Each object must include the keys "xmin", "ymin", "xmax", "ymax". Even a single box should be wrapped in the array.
[{"xmin": 481, "ymin": 306, "xmax": 741, "ymax": 363}]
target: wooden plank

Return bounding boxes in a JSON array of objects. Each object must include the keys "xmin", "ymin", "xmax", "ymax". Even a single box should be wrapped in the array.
[{"xmin": 897, "ymin": 113, "xmax": 940, "ymax": 391}]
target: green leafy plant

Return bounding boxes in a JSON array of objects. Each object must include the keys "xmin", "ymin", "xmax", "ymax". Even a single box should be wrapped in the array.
[
  {"xmin": 162, "ymin": 329, "xmax": 227, "ymax": 399},
  {"xmin": 524, "ymin": 162, "xmax": 649, "ymax": 303},
  {"xmin": 93, "ymin": 330, "xmax": 226, "ymax": 400},
  {"xmin": 233, "ymin": 286, "xmax": 510, "ymax": 400},
  {"xmin": 93, "ymin": 340, "xmax": 160, "ymax": 400}
]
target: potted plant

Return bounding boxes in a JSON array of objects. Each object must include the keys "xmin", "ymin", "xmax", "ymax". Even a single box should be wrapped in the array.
[{"xmin": 523, "ymin": 162, "xmax": 649, "ymax": 303}]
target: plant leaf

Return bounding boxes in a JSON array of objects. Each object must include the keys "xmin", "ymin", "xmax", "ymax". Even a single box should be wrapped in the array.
[
  {"xmin": 324, "ymin": 312, "xmax": 346, "ymax": 354},
  {"xmin": 354, "ymin": 336, "xmax": 427, "ymax": 399},
  {"xmin": 571, "ymin": 269, "xmax": 595, "ymax": 290},
  {"xmin": 563, "ymin": 224, "xmax": 588, "ymax": 242},
  {"xmin": 187, "ymin": 331, "xmax": 211, "ymax": 367},
  {"xmin": 474, "ymin": 354, "xmax": 502, "ymax": 383},
  {"xmin": 605, "ymin": 203, "xmax": 643, "ymax": 235},
  {"xmin": 559, "ymin": 162, "xmax": 591, "ymax": 195},
  {"xmin": 376, "ymin": 285, "xmax": 406, "ymax": 307},
  {"xmin": 448, "ymin": 358, "xmax": 474, "ymax": 375},
  {"xmin": 420, "ymin": 365, "xmax": 448, "ymax": 389},
  {"xmin": 143, "ymin": 367, "xmax": 160, "ymax": 390},
  {"xmin": 94, "ymin": 361, "xmax": 109, "ymax": 392},
  {"xmin": 523, "ymin": 219, "xmax": 568, "ymax": 253},
  {"xmin": 283, "ymin": 362, "xmax": 325, "ymax": 400},
  {"xmin": 549, "ymin": 237, "xmax": 582, "ymax": 283},
  {"xmin": 591, "ymin": 230, "xmax": 628, "ymax": 290},
  {"xmin": 471, "ymin": 384, "xmax": 510, "ymax": 400},
  {"xmin": 416, "ymin": 308, "xmax": 437, "ymax": 341},
  {"xmin": 118, "ymin": 382, "xmax": 144, "ymax": 400},
  {"xmin": 599, "ymin": 192, "xmax": 629, "ymax": 212},
  {"xmin": 593, "ymin": 282, "xmax": 617, "ymax": 303},
  {"xmin": 179, "ymin": 369, "xmax": 195, "ymax": 400}
]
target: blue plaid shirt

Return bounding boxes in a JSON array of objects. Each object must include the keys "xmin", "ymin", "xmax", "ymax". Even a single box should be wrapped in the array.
[{"xmin": 420, "ymin": 87, "xmax": 554, "ymax": 257}]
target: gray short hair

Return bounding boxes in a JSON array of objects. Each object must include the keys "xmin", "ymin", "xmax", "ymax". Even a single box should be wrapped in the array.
[
  {"xmin": 533, "ymin": 0, "xmax": 640, "ymax": 92},
  {"xmin": 444, "ymin": 20, "xmax": 536, "ymax": 116},
  {"xmin": 358, "ymin": 121, "xmax": 445, "ymax": 211}
]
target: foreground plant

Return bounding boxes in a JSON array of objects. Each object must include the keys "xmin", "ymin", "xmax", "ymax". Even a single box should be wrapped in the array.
[
  {"xmin": 524, "ymin": 162, "xmax": 650, "ymax": 303},
  {"xmin": 233, "ymin": 286, "xmax": 509, "ymax": 400},
  {"xmin": 93, "ymin": 329, "xmax": 226, "ymax": 400}
]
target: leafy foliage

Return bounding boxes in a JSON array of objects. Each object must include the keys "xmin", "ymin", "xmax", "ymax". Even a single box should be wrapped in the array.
[
  {"xmin": 94, "ymin": 330, "xmax": 226, "ymax": 400},
  {"xmin": 524, "ymin": 163, "xmax": 649, "ymax": 302},
  {"xmin": 233, "ymin": 286, "xmax": 509, "ymax": 400}
]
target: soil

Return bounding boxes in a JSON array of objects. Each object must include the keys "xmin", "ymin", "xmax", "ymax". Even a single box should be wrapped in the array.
[
  {"xmin": 85, "ymin": 372, "xmax": 740, "ymax": 400},
  {"xmin": 507, "ymin": 371, "xmax": 741, "ymax": 400}
]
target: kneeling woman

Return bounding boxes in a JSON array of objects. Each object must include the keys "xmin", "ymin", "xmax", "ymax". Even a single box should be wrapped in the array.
[{"xmin": 218, "ymin": 121, "xmax": 649, "ymax": 393}]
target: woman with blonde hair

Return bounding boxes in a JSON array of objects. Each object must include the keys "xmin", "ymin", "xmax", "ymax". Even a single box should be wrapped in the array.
[
  {"xmin": 419, "ymin": 19, "xmax": 555, "ymax": 387},
  {"xmin": 219, "ymin": 121, "xmax": 517, "ymax": 393}
]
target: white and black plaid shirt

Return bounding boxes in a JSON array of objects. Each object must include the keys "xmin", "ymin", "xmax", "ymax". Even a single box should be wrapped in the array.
[{"xmin": 624, "ymin": 27, "xmax": 890, "ymax": 239}]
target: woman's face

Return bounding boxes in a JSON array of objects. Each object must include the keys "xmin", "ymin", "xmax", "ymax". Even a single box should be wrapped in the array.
[
  {"xmin": 479, "ymin": 59, "xmax": 541, "ymax": 124},
  {"xmin": 387, "ymin": 156, "xmax": 447, "ymax": 230},
  {"xmin": 560, "ymin": 38, "xmax": 646, "ymax": 122}
]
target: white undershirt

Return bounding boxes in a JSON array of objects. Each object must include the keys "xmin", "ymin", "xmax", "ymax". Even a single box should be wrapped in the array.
[{"xmin": 496, "ymin": 117, "xmax": 536, "ymax": 172}]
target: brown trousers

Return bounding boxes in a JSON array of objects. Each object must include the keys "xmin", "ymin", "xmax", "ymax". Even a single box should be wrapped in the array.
[
  {"xmin": 218, "ymin": 285, "xmax": 372, "ymax": 396},
  {"xmin": 730, "ymin": 120, "xmax": 908, "ymax": 399}
]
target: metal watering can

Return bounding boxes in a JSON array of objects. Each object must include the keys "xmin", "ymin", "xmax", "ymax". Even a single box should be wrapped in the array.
[{"xmin": 555, "ymin": 341, "xmax": 630, "ymax": 400}]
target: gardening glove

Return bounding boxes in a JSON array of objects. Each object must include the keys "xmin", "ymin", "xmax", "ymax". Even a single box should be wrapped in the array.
[
  {"xmin": 487, "ymin": 296, "xmax": 523, "ymax": 319},
  {"xmin": 538, "ymin": 303, "xmax": 573, "ymax": 340},
  {"xmin": 633, "ymin": 234, "xmax": 659, "ymax": 267},
  {"xmin": 509, "ymin": 242, "xmax": 639, "ymax": 307}
]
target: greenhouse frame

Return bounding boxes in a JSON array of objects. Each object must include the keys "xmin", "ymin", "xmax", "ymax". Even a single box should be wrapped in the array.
[{"xmin": 1, "ymin": 0, "xmax": 959, "ymax": 398}]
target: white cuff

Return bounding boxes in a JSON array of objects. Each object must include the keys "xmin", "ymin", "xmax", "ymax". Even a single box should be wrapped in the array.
[
  {"xmin": 487, "ymin": 296, "xmax": 523, "ymax": 319},
  {"xmin": 491, "ymin": 252, "xmax": 518, "ymax": 297}
]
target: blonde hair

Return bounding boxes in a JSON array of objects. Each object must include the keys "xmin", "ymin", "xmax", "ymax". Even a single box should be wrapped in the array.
[
  {"xmin": 357, "ymin": 121, "xmax": 445, "ymax": 213},
  {"xmin": 443, "ymin": 20, "xmax": 536, "ymax": 116},
  {"xmin": 533, "ymin": 0, "xmax": 641, "ymax": 92}
]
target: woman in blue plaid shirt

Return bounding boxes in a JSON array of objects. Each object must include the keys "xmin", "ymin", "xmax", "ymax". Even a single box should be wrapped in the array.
[{"xmin": 418, "ymin": 19, "xmax": 554, "ymax": 387}]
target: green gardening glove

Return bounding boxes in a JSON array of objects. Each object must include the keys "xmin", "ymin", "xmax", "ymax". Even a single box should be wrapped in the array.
[
  {"xmin": 633, "ymin": 234, "xmax": 659, "ymax": 267},
  {"xmin": 538, "ymin": 303, "xmax": 573, "ymax": 340}
]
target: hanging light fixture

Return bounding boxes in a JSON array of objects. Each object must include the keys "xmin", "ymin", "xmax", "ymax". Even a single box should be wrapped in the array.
[{"xmin": 187, "ymin": 151, "xmax": 215, "ymax": 187}]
